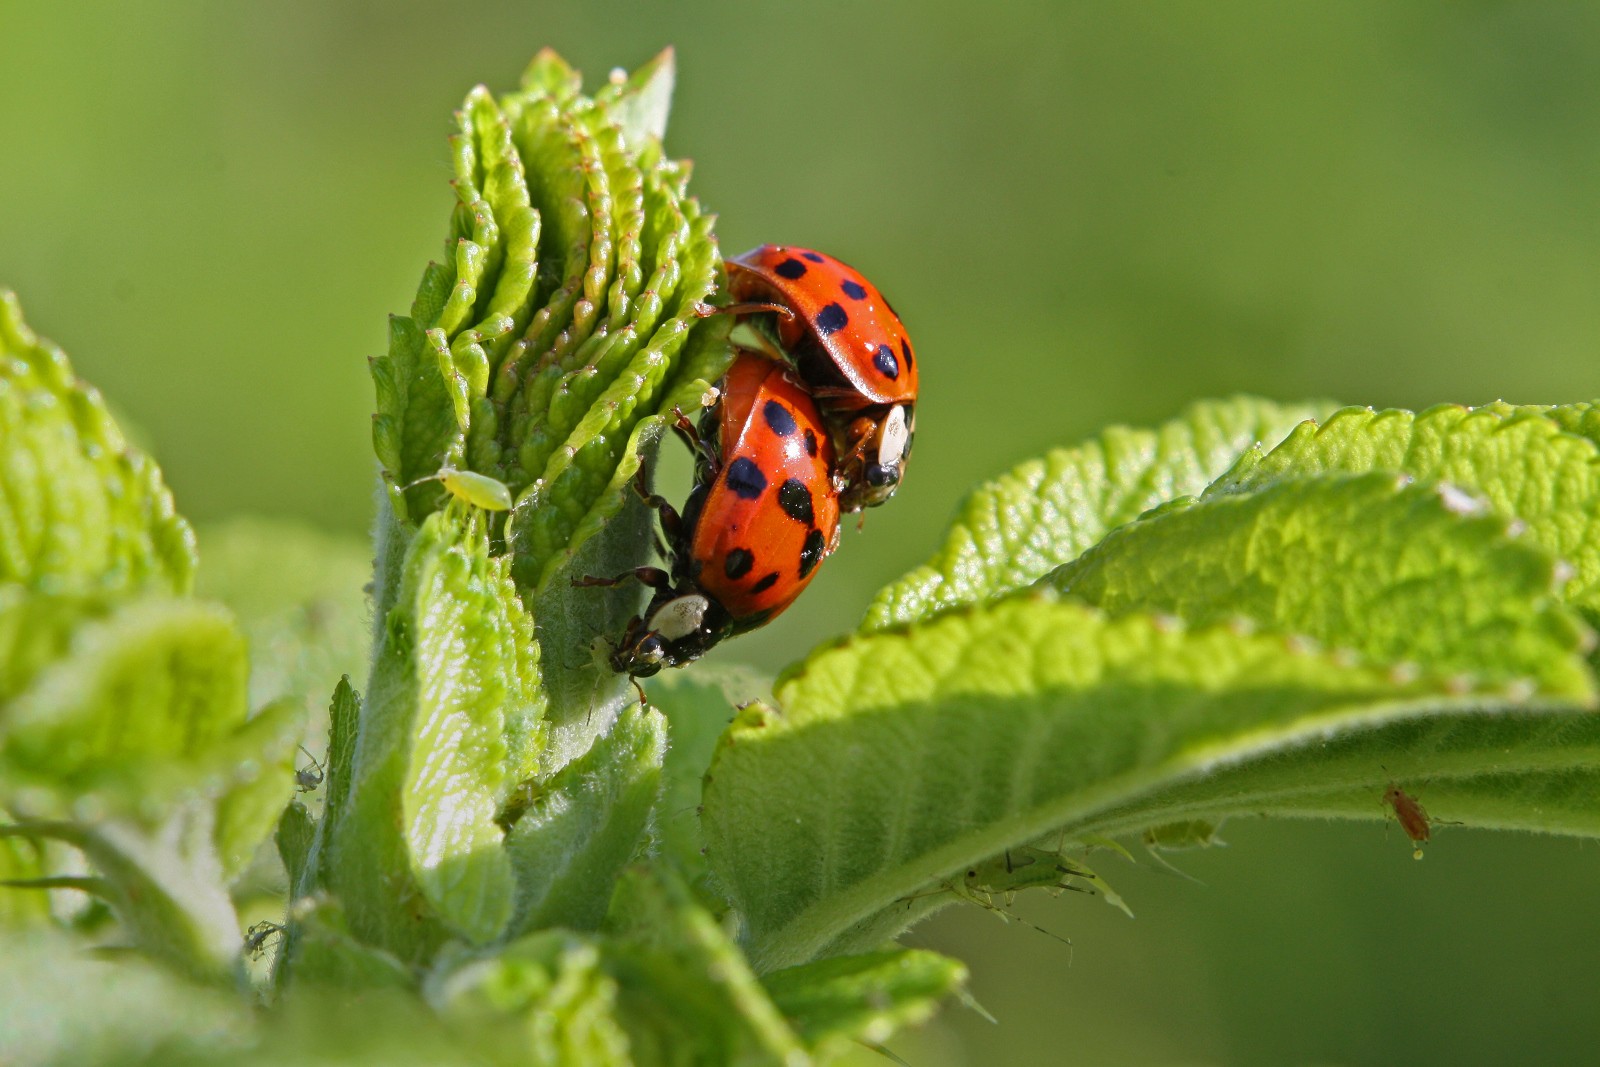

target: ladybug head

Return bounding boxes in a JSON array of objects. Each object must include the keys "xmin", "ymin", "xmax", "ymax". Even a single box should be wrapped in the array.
[
  {"xmin": 841, "ymin": 403, "xmax": 914, "ymax": 511},
  {"xmin": 613, "ymin": 591, "xmax": 735, "ymax": 676},
  {"xmin": 612, "ymin": 631, "xmax": 668, "ymax": 678}
]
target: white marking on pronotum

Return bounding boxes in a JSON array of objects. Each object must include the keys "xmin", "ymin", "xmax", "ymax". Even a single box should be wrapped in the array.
[
  {"xmin": 648, "ymin": 595, "xmax": 708, "ymax": 641},
  {"xmin": 877, "ymin": 404, "xmax": 910, "ymax": 468}
]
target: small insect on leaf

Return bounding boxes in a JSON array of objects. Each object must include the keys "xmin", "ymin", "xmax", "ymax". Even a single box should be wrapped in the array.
[
  {"xmin": 904, "ymin": 864, "xmax": 1075, "ymax": 954},
  {"xmin": 295, "ymin": 745, "xmax": 325, "ymax": 794},
  {"xmin": 1384, "ymin": 782, "xmax": 1432, "ymax": 860},
  {"xmin": 244, "ymin": 920, "xmax": 285, "ymax": 959},
  {"xmin": 402, "ymin": 468, "xmax": 514, "ymax": 511}
]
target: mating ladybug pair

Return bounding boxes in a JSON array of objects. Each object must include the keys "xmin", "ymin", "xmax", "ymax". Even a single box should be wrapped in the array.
[{"xmin": 580, "ymin": 245, "xmax": 919, "ymax": 681}]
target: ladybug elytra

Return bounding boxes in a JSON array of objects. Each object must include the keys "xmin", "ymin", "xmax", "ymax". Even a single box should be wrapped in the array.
[
  {"xmin": 579, "ymin": 351, "xmax": 842, "ymax": 682},
  {"xmin": 719, "ymin": 245, "xmax": 918, "ymax": 512}
]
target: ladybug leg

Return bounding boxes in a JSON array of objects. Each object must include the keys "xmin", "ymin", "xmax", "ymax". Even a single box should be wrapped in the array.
[
  {"xmin": 668, "ymin": 405, "xmax": 719, "ymax": 470},
  {"xmin": 630, "ymin": 467, "xmax": 685, "ymax": 544},
  {"xmin": 572, "ymin": 566, "xmax": 674, "ymax": 592},
  {"xmin": 842, "ymin": 416, "xmax": 876, "ymax": 465},
  {"xmin": 693, "ymin": 300, "xmax": 797, "ymax": 324}
]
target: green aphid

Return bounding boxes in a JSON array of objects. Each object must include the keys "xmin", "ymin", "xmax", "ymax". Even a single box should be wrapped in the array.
[
  {"xmin": 1141, "ymin": 819, "xmax": 1225, "ymax": 852},
  {"xmin": 962, "ymin": 838, "xmax": 1135, "ymax": 919},
  {"xmin": 404, "ymin": 467, "xmax": 514, "ymax": 512},
  {"xmin": 905, "ymin": 848, "xmax": 1087, "ymax": 952}
]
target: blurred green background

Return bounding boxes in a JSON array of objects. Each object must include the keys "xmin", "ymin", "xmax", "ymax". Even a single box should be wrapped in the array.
[{"xmin": 5, "ymin": 2, "xmax": 1600, "ymax": 1062}]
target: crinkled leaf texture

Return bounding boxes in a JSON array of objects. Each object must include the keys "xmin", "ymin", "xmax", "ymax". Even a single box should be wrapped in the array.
[
  {"xmin": 866, "ymin": 395, "xmax": 1337, "ymax": 631},
  {"xmin": 1208, "ymin": 403, "xmax": 1600, "ymax": 616},
  {"xmin": 704, "ymin": 398, "xmax": 1600, "ymax": 974},
  {"xmin": 322, "ymin": 47, "xmax": 727, "ymax": 963},
  {"xmin": 0, "ymin": 48, "xmax": 980, "ymax": 1064},
  {"xmin": 0, "ymin": 291, "xmax": 194, "ymax": 597},
  {"xmin": 0, "ymin": 293, "xmax": 297, "ymax": 976}
]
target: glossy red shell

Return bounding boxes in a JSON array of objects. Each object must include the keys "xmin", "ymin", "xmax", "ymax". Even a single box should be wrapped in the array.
[
  {"xmin": 689, "ymin": 352, "xmax": 840, "ymax": 627},
  {"xmin": 727, "ymin": 245, "xmax": 918, "ymax": 408}
]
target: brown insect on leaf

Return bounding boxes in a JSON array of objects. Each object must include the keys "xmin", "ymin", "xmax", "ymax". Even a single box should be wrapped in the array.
[{"xmin": 1384, "ymin": 782, "xmax": 1431, "ymax": 860}]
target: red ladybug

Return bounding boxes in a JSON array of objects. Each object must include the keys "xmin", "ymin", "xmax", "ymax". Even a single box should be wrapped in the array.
[
  {"xmin": 579, "ymin": 351, "xmax": 842, "ymax": 681},
  {"xmin": 720, "ymin": 245, "xmax": 918, "ymax": 512}
]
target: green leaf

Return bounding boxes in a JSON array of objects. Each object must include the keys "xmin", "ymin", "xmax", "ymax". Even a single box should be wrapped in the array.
[
  {"xmin": 1521, "ymin": 399, "xmax": 1600, "ymax": 448},
  {"xmin": 0, "ymin": 586, "xmax": 114, "ymax": 703},
  {"xmin": 18, "ymin": 806, "xmax": 246, "ymax": 980},
  {"xmin": 327, "ymin": 507, "xmax": 540, "ymax": 952},
  {"xmin": 762, "ymin": 948, "xmax": 967, "ymax": 1053},
  {"xmin": 361, "ymin": 49, "xmax": 729, "ymax": 818},
  {"xmin": 0, "ymin": 834, "xmax": 50, "ymax": 927},
  {"xmin": 596, "ymin": 47, "xmax": 677, "ymax": 148},
  {"xmin": 1046, "ymin": 472, "xmax": 1592, "ymax": 689},
  {"xmin": 866, "ymin": 395, "xmax": 1336, "ymax": 631},
  {"xmin": 306, "ymin": 676, "xmax": 360, "ymax": 898},
  {"xmin": 508, "ymin": 190, "xmax": 725, "ymax": 596},
  {"xmin": 504, "ymin": 703, "xmax": 664, "ymax": 935},
  {"xmin": 276, "ymin": 897, "xmax": 416, "ymax": 992},
  {"xmin": 645, "ymin": 666, "xmax": 772, "ymax": 887},
  {"xmin": 1208, "ymin": 403, "xmax": 1600, "ymax": 616},
  {"xmin": 604, "ymin": 866, "xmax": 807, "ymax": 1065},
  {"xmin": 276, "ymin": 800, "xmax": 315, "ymax": 894},
  {"xmin": 0, "ymin": 290, "xmax": 194, "ymax": 596},
  {"xmin": 701, "ymin": 595, "xmax": 1595, "ymax": 972},
  {"xmin": 425, "ymin": 932, "xmax": 633, "ymax": 1067},
  {"xmin": 373, "ymin": 55, "xmax": 727, "ymax": 581},
  {"xmin": 211, "ymin": 697, "xmax": 304, "ymax": 881},
  {"xmin": 0, "ymin": 597, "xmax": 258, "ymax": 808}
]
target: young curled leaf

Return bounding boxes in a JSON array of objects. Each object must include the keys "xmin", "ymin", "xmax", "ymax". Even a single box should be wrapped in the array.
[
  {"xmin": 425, "ymin": 932, "xmax": 633, "ymax": 1066},
  {"xmin": 327, "ymin": 506, "xmax": 541, "ymax": 951},
  {"xmin": 762, "ymin": 948, "xmax": 967, "ymax": 1053},
  {"xmin": 0, "ymin": 291, "xmax": 194, "ymax": 598},
  {"xmin": 503, "ymin": 703, "xmax": 664, "ymax": 936},
  {"xmin": 604, "ymin": 866, "xmax": 808, "ymax": 1063},
  {"xmin": 360, "ymin": 50, "xmax": 728, "ymax": 814},
  {"xmin": 0, "ymin": 597, "xmax": 255, "ymax": 810}
]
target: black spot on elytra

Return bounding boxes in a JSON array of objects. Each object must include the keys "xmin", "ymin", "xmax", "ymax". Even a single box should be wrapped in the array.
[
  {"xmin": 752, "ymin": 572, "xmax": 780, "ymax": 594},
  {"xmin": 873, "ymin": 344, "xmax": 900, "ymax": 380},
  {"xmin": 901, "ymin": 337, "xmax": 914, "ymax": 372},
  {"xmin": 841, "ymin": 278, "xmax": 868, "ymax": 300},
  {"xmin": 798, "ymin": 528, "xmax": 826, "ymax": 578},
  {"xmin": 725, "ymin": 457, "xmax": 767, "ymax": 499},
  {"xmin": 762, "ymin": 399, "xmax": 797, "ymax": 436},
  {"xmin": 814, "ymin": 303, "xmax": 848, "ymax": 337},
  {"xmin": 803, "ymin": 429, "xmax": 819, "ymax": 457},
  {"xmin": 775, "ymin": 258, "xmax": 806, "ymax": 280},
  {"xmin": 723, "ymin": 547, "xmax": 754, "ymax": 580},
  {"xmin": 801, "ymin": 251, "xmax": 825, "ymax": 263},
  {"xmin": 778, "ymin": 479, "xmax": 814, "ymax": 524}
]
